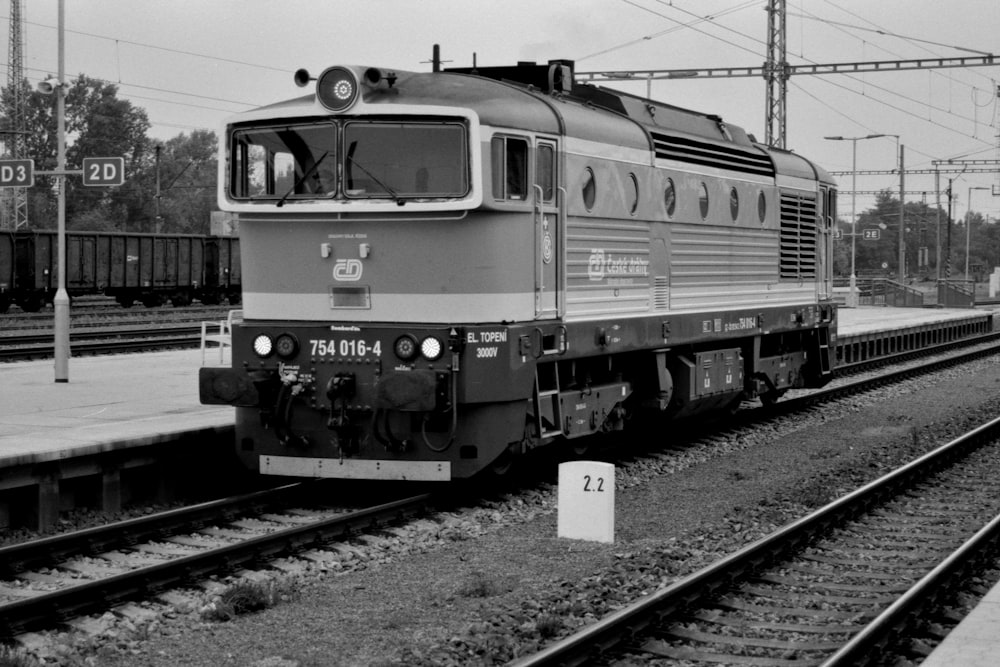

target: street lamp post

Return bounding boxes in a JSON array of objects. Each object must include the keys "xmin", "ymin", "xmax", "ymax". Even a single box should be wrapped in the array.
[
  {"xmin": 824, "ymin": 134, "xmax": 888, "ymax": 307},
  {"xmin": 53, "ymin": 0, "xmax": 69, "ymax": 381}
]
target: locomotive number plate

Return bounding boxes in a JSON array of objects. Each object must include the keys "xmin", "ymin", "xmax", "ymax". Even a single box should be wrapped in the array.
[{"xmin": 310, "ymin": 339, "xmax": 382, "ymax": 357}]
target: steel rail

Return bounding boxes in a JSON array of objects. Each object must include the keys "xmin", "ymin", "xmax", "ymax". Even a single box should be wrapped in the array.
[
  {"xmin": 0, "ymin": 332, "xmax": 203, "ymax": 360},
  {"xmin": 770, "ymin": 340, "xmax": 1000, "ymax": 416},
  {"xmin": 509, "ymin": 415, "xmax": 1000, "ymax": 666},
  {"xmin": 0, "ymin": 492, "xmax": 434, "ymax": 638},
  {"xmin": 0, "ymin": 482, "xmax": 310, "ymax": 577},
  {"xmin": 822, "ymin": 510, "xmax": 1000, "ymax": 666},
  {"xmin": 1, "ymin": 324, "xmax": 202, "ymax": 346}
]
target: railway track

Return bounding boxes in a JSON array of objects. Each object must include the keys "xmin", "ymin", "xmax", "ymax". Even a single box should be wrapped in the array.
[
  {"xmin": 511, "ymin": 415, "xmax": 1000, "ymax": 666},
  {"xmin": 3, "ymin": 341, "xmax": 999, "ymax": 644},
  {"xmin": 0, "ymin": 324, "xmax": 206, "ymax": 360},
  {"xmin": 0, "ymin": 483, "xmax": 434, "ymax": 638},
  {"xmin": 0, "ymin": 303, "xmax": 231, "ymax": 324}
]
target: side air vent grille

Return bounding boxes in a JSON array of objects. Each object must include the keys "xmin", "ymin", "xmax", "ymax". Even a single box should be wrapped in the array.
[
  {"xmin": 652, "ymin": 133, "xmax": 775, "ymax": 177},
  {"xmin": 653, "ymin": 276, "xmax": 669, "ymax": 310},
  {"xmin": 779, "ymin": 193, "xmax": 817, "ymax": 280}
]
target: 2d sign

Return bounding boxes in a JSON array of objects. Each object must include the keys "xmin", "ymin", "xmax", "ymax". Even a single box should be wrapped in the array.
[
  {"xmin": 0, "ymin": 159, "xmax": 34, "ymax": 187},
  {"xmin": 82, "ymin": 157, "xmax": 125, "ymax": 187}
]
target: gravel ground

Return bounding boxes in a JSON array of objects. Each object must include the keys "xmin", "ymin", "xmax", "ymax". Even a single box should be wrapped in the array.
[{"xmin": 13, "ymin": 352, "xmax": 1000, "ymax": 667}]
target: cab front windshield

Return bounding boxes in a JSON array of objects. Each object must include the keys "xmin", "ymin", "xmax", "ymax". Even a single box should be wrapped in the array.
[{"xmin": 230, "ymin": 119, "xmax": 469, "ymax": 202}]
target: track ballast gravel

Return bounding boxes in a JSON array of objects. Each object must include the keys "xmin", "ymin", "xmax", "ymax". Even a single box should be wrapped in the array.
[{"xmin": 14, "ymin": 353, "xmax": 1000, "ymax": 667}]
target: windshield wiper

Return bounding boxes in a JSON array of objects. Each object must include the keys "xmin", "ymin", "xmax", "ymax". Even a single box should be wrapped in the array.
[
  {"xmin": 345, "ymin": 141, "xmax": 405, "ymax": 206},
  {"xmin": 275, "ymin": 151, "xmax": 329, "ymax": 208}
]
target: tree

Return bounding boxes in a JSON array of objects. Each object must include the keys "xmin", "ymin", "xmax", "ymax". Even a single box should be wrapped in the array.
[
  {"xmin": 1, "ymin": 74, "xmax": 156, "ymax": 230},
  {"xmin": 145, "ymin": 129, "xmax": 218, "ymax": 234},
  {"xmin": 833, "ymin": 190, "xmax": 955, "ymax": 281},
  {"xmin": 63, "ymin": 76, "xmax": 152, "ymax": 229}
]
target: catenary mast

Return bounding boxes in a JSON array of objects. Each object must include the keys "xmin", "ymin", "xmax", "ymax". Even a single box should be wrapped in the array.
[{"xmin": 2, "ymin": 0, "xmax": 28, "ymax": 229}]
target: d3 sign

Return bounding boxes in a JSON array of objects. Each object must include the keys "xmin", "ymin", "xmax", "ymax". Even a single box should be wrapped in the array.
[
  {"xmin": 82, "ymin": 157, "xmax": 125, "ymax": 187},
  {"xmin": 0, "ymin": 159, "xmax": 34, "ymax": 187}
]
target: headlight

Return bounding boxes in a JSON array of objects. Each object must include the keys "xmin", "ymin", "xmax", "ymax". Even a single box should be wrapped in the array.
[
  {"xmin": 394, "ymin": 335, "xmax": 418, "ymax": 361},
  {"xmin": 316, "ymin": 66, "xmax": 358, "ymax": 111},
  {"xmin": 420, "ymin": 336, "xmax": 443, "ymax": 361},
  {"xmin": 275, "ymin": 333, "xmax": 299, "ymax": 359},
  {"xmin": 253, "ymin": 334, "xmax": 273, "ymax": 358}
]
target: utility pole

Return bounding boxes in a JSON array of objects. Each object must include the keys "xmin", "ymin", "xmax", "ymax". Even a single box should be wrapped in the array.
[
  {"xmin": 155, "ymin": 144, "xmax": 162, "ymax": 232},
  {"xmin": 935, "ymin": 171, "xmax": 941, "ymax": 280},
  {"xmin": 898, "ymin": 145, "xmax": 905, "ymax": 284},
  {"xmin": 945, "ymin": 179, "xmax": 954, "ymax": 279}
]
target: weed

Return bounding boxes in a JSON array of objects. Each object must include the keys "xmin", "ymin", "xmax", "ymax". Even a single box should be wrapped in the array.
[
  {"xmin": 0, "ymin": 645, "xmax": 40, "ymax": 667},
  {"xmin": 202, "ymin": 578, "xmax": 298, "ymax": 622},
  {"xmin": 535, "ymin": 613, "xmax": 563, "ymax": 638},
  {"xmin": 455, "ymin": 570, "xmax": 500, "ymax": 598}
]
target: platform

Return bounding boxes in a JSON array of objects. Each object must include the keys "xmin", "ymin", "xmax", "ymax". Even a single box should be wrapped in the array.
[
  {"xmin": 922, "ymin": 578, "xmax": 1000, "ymax": 666},
  {"xmin": 834, "ymin": 305, "xmax": 996, "ymax": 365},
  {"xmin": 836, "ymin": 304, "xmax": 998, "ymax": 337},
  {"xmin": 0, "ymin": 348, "xmax": 233, "ymax": 530},
  {"xmin": 0, "ymin": 349, "xmax": 232, "ymax": 469}
]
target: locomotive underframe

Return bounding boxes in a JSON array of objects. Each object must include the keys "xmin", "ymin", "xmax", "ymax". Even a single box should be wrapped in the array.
[{"xmin": 201, "ymin": 301, "xmax": 834, "ymax": 480}]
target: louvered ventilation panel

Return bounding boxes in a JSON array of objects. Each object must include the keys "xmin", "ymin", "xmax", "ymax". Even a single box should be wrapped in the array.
[{"xmin": 779, "ymin": 194, "xmax": 817, "ymax": 280}]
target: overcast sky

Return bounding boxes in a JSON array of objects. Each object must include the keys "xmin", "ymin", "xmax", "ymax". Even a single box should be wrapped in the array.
[{"xmin": 8, "ymin": 0, "xmax": 1000, "ymax": 220}]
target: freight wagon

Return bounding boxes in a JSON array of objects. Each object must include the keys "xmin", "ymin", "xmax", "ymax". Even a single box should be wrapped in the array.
[{"xmin": 0, "ymin": 230, "xmax": 240, "ymax": 312}]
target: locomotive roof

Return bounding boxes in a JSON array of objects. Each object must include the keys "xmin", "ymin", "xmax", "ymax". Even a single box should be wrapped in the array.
[{"xmin": 241, "ymin": 60, "xmax": 832, "ymax": 184}]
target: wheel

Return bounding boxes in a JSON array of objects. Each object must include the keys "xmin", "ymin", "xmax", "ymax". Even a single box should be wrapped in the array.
[
  {"xmin": 170, "ymin": 292, "xmax": 192, "ymax": 307},
  {"xmin": 141, "ymin": 294, "xmax": 162, "ymax": 308},
  {"xmin": 20, "ymin": 295, "xmax": 42, "ymax": 312},
  {"xmin": 760, "ymin": 389, "xmax": 786, "ymax": 407}
]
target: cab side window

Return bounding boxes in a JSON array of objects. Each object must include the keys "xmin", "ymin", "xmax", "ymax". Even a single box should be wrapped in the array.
[
  {"xmin": 536, "ymin": 144, "xmax": 554, "ymax": 203},
  {"xmin": 492, "ymin": 136, "xmax": 528, "ymax": 201}
]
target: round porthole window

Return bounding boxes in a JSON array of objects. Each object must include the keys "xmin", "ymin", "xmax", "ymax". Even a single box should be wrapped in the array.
[
  {"xmin": 698, "ymin": 182, "xmax": 709, "ymax": 219},
  {"xmin": 757, "ymin": 191, "xmax": 767, "ymax": 224},
  {"xmin": 582, "ymin": 168, "xmax": 596, "ymax": 211},
  {"xmin": 729, "ymin": 187, "xmax": 739, "ymax": 221},
  {"xmin": 664, "ymin": 178, "xmax": 677, "ymax": 218}
]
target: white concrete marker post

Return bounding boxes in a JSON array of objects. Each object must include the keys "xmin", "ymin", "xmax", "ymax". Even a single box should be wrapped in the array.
[{"xmin": 557, "ymin": 460, "xmax": 615, "ymax": 543}]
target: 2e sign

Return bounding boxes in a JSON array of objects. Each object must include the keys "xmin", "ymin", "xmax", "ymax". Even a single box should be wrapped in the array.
[
  {"xmin": 82, "ymin": 157, "xmax": 125, "ymax": 187},
  {"xmin": 0, "ymin": 159, "xmax": 34, "ymax": 187}
]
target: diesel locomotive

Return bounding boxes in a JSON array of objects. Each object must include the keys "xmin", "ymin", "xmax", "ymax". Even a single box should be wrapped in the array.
[{"xmin": 199, "ymin": 58, "xmax": 838, "ymax": 480}]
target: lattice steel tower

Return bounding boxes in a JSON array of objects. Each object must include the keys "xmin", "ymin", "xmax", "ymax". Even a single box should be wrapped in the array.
[
  {"xmin": 764, "ymin": 0, "xmax": 788, "ymax": 149},
  {"xmin": 3, "ymin": 0, "xmax": 28, "ymax": 229}
]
